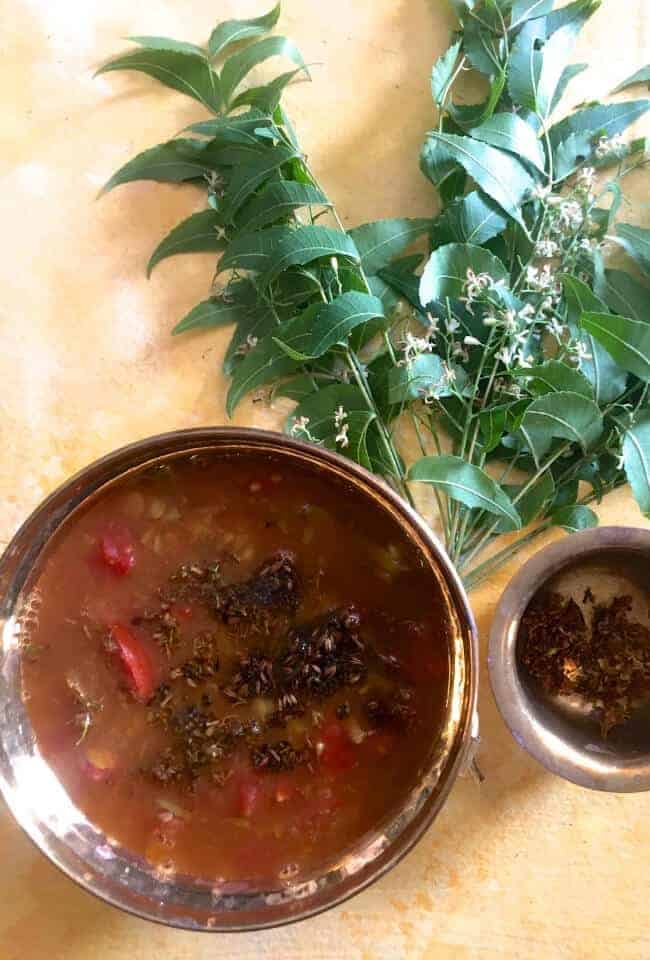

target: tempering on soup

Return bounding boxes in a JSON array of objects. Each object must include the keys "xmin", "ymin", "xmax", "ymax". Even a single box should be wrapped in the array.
[{"xmin": 21, "ymin": 452, "xmax": 450, "ymax": 885}]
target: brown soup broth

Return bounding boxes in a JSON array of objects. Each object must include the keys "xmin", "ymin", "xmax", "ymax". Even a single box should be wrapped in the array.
[{"xmin": 21, "ymin": 452, "xmax": 450, "ymax": 884}]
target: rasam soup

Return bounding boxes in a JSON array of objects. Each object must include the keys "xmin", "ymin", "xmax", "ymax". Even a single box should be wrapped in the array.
[{"xmin": 20, "ymin": 451, "xmax": 450, "ymax": 885}]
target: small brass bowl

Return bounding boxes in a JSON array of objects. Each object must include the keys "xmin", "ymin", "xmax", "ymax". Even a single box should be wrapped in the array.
[
  {"xmin": 489, "ymin": 526, "xmax": 650, "ymax": 792},
  {"xmin": 0, "ymin": 428, "xmax": 478, "ymax": 930}
]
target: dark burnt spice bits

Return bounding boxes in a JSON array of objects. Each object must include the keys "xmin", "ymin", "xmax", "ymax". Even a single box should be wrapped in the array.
[
  {"xmin": 279, "ymin": 607, "xmax": 366, "ymax": 698},
  {"xmin": 214, "ymin": 551, "xmax": 300, "ymax": 626},
  {"xmin": 142, "ymin": 555, "xmax": 415, "ymax": 786},
  {"xmin": 520, "ymin": 591, "xmax": 650, "ymax": 736}
]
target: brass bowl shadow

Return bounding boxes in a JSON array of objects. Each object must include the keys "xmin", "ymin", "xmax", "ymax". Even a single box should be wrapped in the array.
[
  {"xmin": 0, "ymin": 428, "xmax": 478, "ymax": 931},
  {"xmin": 489, "ymin": 526, "xmax": 650, "ymax": 792}
]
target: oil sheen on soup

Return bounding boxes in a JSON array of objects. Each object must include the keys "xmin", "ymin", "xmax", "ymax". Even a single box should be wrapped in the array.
[{"xmin": 21, "ymin": 452, "xmax": 450, "ymax": 885}]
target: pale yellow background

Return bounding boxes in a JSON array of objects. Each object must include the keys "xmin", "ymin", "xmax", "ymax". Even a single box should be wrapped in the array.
[{"xmin": 2, "ymin": 1, "xmax": 650, "ymax": 958}]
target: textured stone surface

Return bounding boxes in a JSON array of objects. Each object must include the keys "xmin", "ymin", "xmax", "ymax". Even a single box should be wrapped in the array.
[{"xmin": 1, "ymin": 1, "xmax": 649, "ymax": 957}]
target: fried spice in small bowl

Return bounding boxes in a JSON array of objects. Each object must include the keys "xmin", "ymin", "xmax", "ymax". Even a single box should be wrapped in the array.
[{"xmin": 489, "ymin": 527, "xmax": 650, "ymax": 792}]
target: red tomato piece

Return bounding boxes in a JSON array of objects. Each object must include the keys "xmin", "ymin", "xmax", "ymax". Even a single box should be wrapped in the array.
[
  {"xmin": 109, "ymin": 624, "xmax": 155, "ymax": 702},
  {"xmin": 99, "ymin": 528, "xmax": 135, "ymax": 575},
  {"xmin": 319, "ymin": 721, "xmax": 358, "ymax": 773}
]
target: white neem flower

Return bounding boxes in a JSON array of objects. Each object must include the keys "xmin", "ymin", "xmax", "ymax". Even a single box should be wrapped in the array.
[
  {"xmin": 527, "ymin": 263, "xmax": 557, "ymax": 293},
  {"xmin": 509, "ymin": 381, "xmax": 523, "ymax": 398},
  {"xmin": 536, "ymin": 239, "xmax": 559, "ymax": 258},
  {"xmin": 461, "ymin": 267, "xmax": 494, "ymax": 313},
  {"xmin": 496, "ymin": 344, "xmax": 517, "ymax": 367},
  {"xmin": 236, "ymin": 334, "xmax": 259, "ymax": 357},
  {"xmin": 334, "ymin": 405, "xmax": 348, "ymax": 429},
  {"xmin": 423, "ymin": 362, "xmax": 457, "ymax": 403},
  {"xmin": 290, "ymin": 416, "xmax": 312, "ymax": 438},
  {"xmin": 335, "ymin": 422, "xmax": 350, "ymax": 449},
  {"xmin": 401, "ymin": 332, "xmax": 433, "ymax": 365},
  {"xmin": 526, "ymin": 265, "xmax": 540, "ymax": 287},
  {"xmin": 578, "ymin": 166, "xmax": 596, "ymax": 187},
  {"xmin": 463, "ymin": 335, "xmax": 481, "ymax": 347},
  {"xmin": 548, "ymin": 317, "xmax": 568, "ymax": 341},
  {"xmin": 515, "ymin": 351, "xmax": 534, "ymax": 369},
  {"xmin": 573, "ymin": 340, "xmax": 593, "ymax": 366},
  {"xmin": 519, "ymin": 303, "xmax": 537, "ymax": 323},
  {"xmin": 559, "ymin": 200, "xmax": 584, "ymax": 231},
  {"xmin": 595, "ymin": 133, "xmax": 626, "ymax": 159}
]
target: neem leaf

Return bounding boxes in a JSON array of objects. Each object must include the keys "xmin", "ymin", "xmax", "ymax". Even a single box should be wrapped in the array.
[
  {"xmin": 495, "ymin": 470, "xmax": 556, "ymax": 532},
  {"xmin": 348, "ymin": 219, "xmax": 431, "ymax": 274},
  {"xmin": 220, "ymin": 36, "xmax": 309, "ymax": 105},
  {"xmin": 550, "ymin": 100, "xmax": 650, "ymax": 148},
  {"xmin": 147, "ymin": 210, "xmax": 224, "ymax": 275},
  {"xmin": 172, "ymin": 298, "xmax": 246, "ymax": 335},
  {"xmin": 612, "ymin": 64, "xmax": 650, "ymax": 93},
  {"xmin": 386, "ymin": 355, "xmax": 450, "ymax": 405},
  {"xmin": 431, "ymin": 39, "xmax": 462, "ymax": 105},
  {"xmin": 185, "ymin": 110, "xmax": 272, "ymax": 139},
  {"xmin": 219, "ymin": 144, "xmax": 299, "ymax": 220},
  {"xmin": 603, "ymin": 269, "xmax": 649, "ymax": 323},
  {"xmin": 562, "ymin": 274, "xmax": 628, "ymax": 403},
  {"xmin": 509, "ymin": 0, "xmax": 553, "ymax": 30},
  {"xmin": 286, "ymin": 384, "xmax": 375, "ymax": 469},
  {"xmin": 257, "ymin": 226, "xmax": 360, "ymax": 289},
  {"xmin": 550, "ymin": 100, "xmax": 650, "ymax": 178},
  {"xmin": 237, "ymin": 181, "xmax": 329, "ymax": 231},
  {"xmin": 514, "ymin": 470, "xmax": 556, "ymax": 526},
  {"xmin": 613, "ymin": 223, "xmax": 650, "ymax": 277},
  {"xmin": 579, "ymin": 312, "xmax": 650, "ymax": 382},
  {"xmin": 542, "ymin": 0, "xmax": 600, "ymax": 34},
  {"xmin": 551, "ymin": 62, "xmax": 588, "ymax": 112},
  {"xmin": 96, "ymin": 48, "xmax": 221, "ymax": 113},
  {"xmin": 272, "ymin": 374, "xmax": 320, "ymax": 403},
  {"xmin": 512, "ymin": 360, "xmax": 594, "ymax": 398},
  {"xmin": 479, "ymin": 400, "xmax": 530, "ymax": 454},
  {"xmin": 421, "ymin": 132, "xmax": 536, "ymax": 228},
  {"xmin": 419, "ymin": 242, "xmax": 508, "ymax": 306},
  {"xmin": 551, "ymin": 504, "xmax": 599, "ymax": 531},
  {"xmin": 128, "ymin": 36, "xmax": 206, "ymax": 56},
  {"xmin": 623, "ymin": 414, "xmax": 650, "ymax": 517},
  {"xmin": 101, "ymin": 139, "xmax": 212, "ymax": 193},
  {"xmin": 408, "ymin": 455, "xmax": 521, "ymax": 530},
  {"xmin": 519, "ymin": 391, "xmax": 604, "ymax": 465},
  {"xmin": 274, "ymin": 293, "xmax": 384, "ymax": 360},
  {"xmin": 223, "ymin": 302, "xmax": 277, "ymax": 375},
  {"xmin": 463, "ymin": 17, "xmax": 504, "ymax": 76},
  {"xmin": 230, "ymin": 68, "xmax": 304, "ymax": 113},
  {"xmin": 508, "ymin": 18, "xmax": 585, "ymax": 119},
  {"xmin": 226, "ymin": 305, "xmax": 319, "ymax": 415},
  {"xmin": 437, "ymin": 191, "xmax": 509, "ymax": 245},
  {"xmin": 469, "ymin": 113, "xmax": 546, "ymax": 173},
  {"xmin": 208, "ymin": 3, "xmax": 281, "ymax": 59},
  {"xmin": 218, "ymin": 225, "xmax": 291, "ymax": 273}
]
